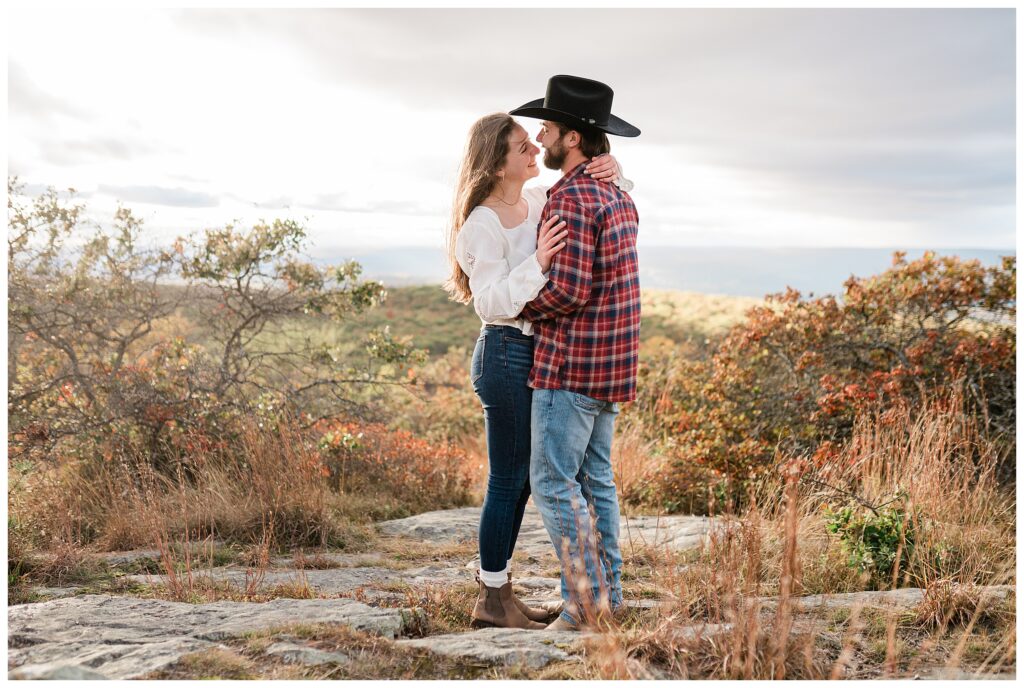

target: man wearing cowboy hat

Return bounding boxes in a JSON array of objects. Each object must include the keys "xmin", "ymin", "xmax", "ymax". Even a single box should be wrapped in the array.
[{"xmin": 510, "ymin": 75, "xmax": 641, "ymax": 631}]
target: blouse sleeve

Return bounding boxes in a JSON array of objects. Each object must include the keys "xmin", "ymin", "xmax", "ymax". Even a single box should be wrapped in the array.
[
  {"xmin": 613, "ymin": 159, "xmax": 634, "ymax": 193},
  {"xmin": 456, "ymin": 219, "xmax": 548, "ymax": 321}
]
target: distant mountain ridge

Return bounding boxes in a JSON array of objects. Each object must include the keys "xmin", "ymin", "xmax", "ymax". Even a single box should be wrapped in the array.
[{"xmin": 325, "ymin": 247, "xmax": 1014, "ymax": 299}]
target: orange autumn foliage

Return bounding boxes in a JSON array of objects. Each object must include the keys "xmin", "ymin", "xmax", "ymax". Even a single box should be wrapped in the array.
[{"xmin": 626, "ymin": 252, "xmax": 1015, "ymax": 513}]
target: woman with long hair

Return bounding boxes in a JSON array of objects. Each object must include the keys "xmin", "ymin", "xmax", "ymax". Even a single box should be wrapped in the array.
[{"xmin": 444, "ymin": 113, "xmax": 631, "ymax": 629}]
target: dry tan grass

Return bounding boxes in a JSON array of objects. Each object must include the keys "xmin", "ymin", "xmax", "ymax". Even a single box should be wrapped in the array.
[
  {"xmin": 12, "ymin": 419, "xmax": 375, "ymax": 549},
  {"xmin": 393, "ymin": 583, "xmax": 479, "ymax": 635},
  {"xmin": 570, "ymin": 395, "xmax": 1016, "ymax": 680},
  {"xmin": 220, "ymin": 622, "xmax": 554, "ymax": 680},
  {"xmin": 290, "ymin": 550, "xmax": 342, "ymax": 570},
  {"xmin": 916, "ymin": 579, "xmax": 1009, "ymax": 629},
  {"xmin": 149, "ymin": 647, "xmax": 258, "ymax": 680},
  {"xmin": 612, "ymin": 425, "xmax": 661, "ymax": 505},
  {"xmin": 8, "ymin": 418, "xmax": 382, "ymax": 604},
  {"xmin": 785, "ymin": 394, "xmax": 1015, "ymax": 589}
]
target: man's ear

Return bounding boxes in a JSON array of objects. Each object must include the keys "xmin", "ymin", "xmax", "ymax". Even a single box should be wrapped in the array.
[{"xmin": 565, "ymin": 131, "xmax": 581, "ymax": 149}]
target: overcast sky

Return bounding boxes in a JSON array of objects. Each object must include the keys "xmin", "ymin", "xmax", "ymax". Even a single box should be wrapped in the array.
[{"xmin": 8, "ymin": 7, "xmax": 1016, "ymax": 254}]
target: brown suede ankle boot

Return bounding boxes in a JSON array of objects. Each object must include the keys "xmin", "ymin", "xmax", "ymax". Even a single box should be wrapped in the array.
[
  {"xmin": 507, "ymin": 572, "xmax": 558, "ymax": 623},
  {"xmin": 470, "ymin": 577, "xmax": 545, "ymax": 630}
]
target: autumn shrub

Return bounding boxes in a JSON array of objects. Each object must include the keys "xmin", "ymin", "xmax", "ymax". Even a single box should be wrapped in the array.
[
  {"xmin": 626, "ymin": 251, "xmax": 1015, "ymax": 511},
  {"xmin": 385, "ymin": 346, "xmax": 481, "ymax": 447},
  {"xmin": 9, "ymin": 407, "xmax": 476, "ymax": 568},
  {"xmin": 8, "ymin": 179, "xmax": 421, "ymax": 478},
  {"xmin": 7, "ymin": 180, "xmax": 455, "ymax": 562},
  {"xmin": 314, "ymin": 419, "xmax": 474, "ymax": 519}
]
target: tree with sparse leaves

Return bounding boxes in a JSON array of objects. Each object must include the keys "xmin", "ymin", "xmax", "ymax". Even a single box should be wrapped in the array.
[{"xmin": 8, "ymin": 178, "xmax": 424, "ymax": 474}]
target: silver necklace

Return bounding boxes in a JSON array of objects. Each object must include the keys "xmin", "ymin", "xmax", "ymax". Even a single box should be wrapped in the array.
[{"xmin": 488, "ymin": 181, "xmax": 522, "ymax": 207}]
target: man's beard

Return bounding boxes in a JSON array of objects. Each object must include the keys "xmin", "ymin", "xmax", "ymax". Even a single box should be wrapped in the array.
[{"xmin": 543, "ymin": 138, "xmax": 568, "ymax": 170}]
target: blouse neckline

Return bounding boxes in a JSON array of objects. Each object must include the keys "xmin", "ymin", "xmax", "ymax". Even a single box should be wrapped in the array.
[
  {"xmin": 479, "ymin": 206, "xmax": 532, "ymax": 231},
  {"xmin": 477, "ymin": 194, "xmax": 537, "ymax": 231}
]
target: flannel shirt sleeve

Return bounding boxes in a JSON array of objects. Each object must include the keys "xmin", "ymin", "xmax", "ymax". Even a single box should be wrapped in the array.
[
  {"xmin": 520, "ymin": 197, "xmax": 594, "ymax": 322},
  {"xmin": 456, "ymin": 220, "xmax": 548, "ymax": 321}
]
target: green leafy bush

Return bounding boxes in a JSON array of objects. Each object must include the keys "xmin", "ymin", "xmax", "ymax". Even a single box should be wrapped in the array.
[{"xmin": 823, "ymin": 497, "xmax": 916, "ymax": 586}]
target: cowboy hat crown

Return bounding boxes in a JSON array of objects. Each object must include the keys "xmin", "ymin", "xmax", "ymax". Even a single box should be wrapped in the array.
[{"xmin": 509, "ymin": 74, "xmax": 640, "ymax": 138}]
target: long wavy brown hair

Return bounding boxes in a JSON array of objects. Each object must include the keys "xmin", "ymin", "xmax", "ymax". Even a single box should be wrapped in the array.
[{"xmin": 443, "ymin": 113, "xmax": 518, "ymax": 304}]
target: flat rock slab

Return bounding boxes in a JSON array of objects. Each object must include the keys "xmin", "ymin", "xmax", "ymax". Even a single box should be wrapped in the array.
[
  {"xmin": 264, "ymin": 641, "xmax": 351, "ymax": 666},
  {"xmin": 397, "ymin": 626, "xmax": 585, "ymax": 669},
  {"xmin": 913, "ymin": 667, "xmax": 1016, "ymax": 680},
  {"xmin": 8, "ymin": 594, "xmax": 422, "ymax": 680},
  {"xmin": 668, "ymin": 622, "xmax": 733, "ymax": 640},
  {"xmin": 378, "ymin": 506, "xmax": 717, "ymax": 559},
  {"xmin": 508, "ymin": 575, "xmax": 561, "ymax": 594},
  {"xmin": 8, "ymin": 662, "xmax": 110, "ymax": 680},
  {"xmin": 270, "ymin": 552, "xmax": 388, "ymax": 569},
  {"xmin": 396, "ymin": 621, "xmax": 734, "ymax": 670},
  {"xmin": 27, "ymin": 586, "xmax": 84, "ymax": 599},
  {"xmin": 127, "ymin": 565, "xmax": 405, "ymax": 597},
  {"xmin": 97, "ymin": 548, "xmax": 163, "ymax": 567},
  {"xmin": 120, "ymin": 507, "xmax": 712, "ymax": 602},
  {"xmin": 127, "ymin": 564, "xmax": 563, "ymax": 602},
  {"xmin": 760, "ymin": 585, "xmax": 1015, "ymax": 612}
]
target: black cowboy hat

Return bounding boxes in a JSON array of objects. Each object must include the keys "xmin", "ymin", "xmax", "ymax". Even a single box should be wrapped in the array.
[{"xmin": 509, "ymin": 74, "xmax": 640, "ymax": 138}]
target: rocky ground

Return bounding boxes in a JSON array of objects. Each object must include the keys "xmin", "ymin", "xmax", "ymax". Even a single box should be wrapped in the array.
[{"xmin": 7, "ymin": 506, "xmax": 1016, "ymax": 680}]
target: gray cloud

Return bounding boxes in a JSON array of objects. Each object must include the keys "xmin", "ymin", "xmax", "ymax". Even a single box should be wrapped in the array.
[
  {"xmin": 181, "ymin": 8, "xmax": 1011, "ymax": 237},
  {"xmin": 37, "ymin": 137, "xmax": 164, "ymax": 166},
  {"xmin": 8, "ymin": 181, "xmax": 94, "ymax": 200},
  {"xmin": 11, "ymin": 59, "xmax": 172, "ymax": 168},
  {"xmin": 220, "ymin": 191, "xmax": 441, "ymax": 216},
  {"xmin": 97, "ymin": 184, "xmax": 220, "ymax": 208},
  {"xmin": 695, "ymin": 135, "xmax": 1014, "ymax": 227},
  {"xmin": 8, "ymin": 61, "xmax": 92, "ymax": 122},
  {"xmin": 182, "ymin": 9, "xmax": 1012, "ymax": 138},
  {"xmin": 10, "ymin": 9, "xmax": 1014, "ymax": 249},
  {"xmin": 221, "ymin": 193, "xmax": 295, "ymax": 210},
  {"xmin": 306, "ymin": 192, "xmax": 439, "ymax": 216}
]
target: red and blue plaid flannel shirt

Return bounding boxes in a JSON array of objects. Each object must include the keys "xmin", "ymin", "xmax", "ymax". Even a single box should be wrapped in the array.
[{"xmin": 521, "ymin": 161, "xmax": 641, "ymax": 402}]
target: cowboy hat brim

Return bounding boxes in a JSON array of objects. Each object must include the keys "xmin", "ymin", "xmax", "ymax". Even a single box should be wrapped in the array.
[{"xmin": 509, "ymin": 98, "xmax": 641, "ymax": 138}]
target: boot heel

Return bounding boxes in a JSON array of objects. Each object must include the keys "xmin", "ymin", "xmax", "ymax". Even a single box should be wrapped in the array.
[{"xmin": 470, "ymin": 618, "xmax": 496, "ymax": 629}]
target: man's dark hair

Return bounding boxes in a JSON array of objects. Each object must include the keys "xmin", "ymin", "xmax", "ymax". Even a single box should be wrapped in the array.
[{"xmin": 554, "ymin": 122, "xmax": 610, "ymax": 159}]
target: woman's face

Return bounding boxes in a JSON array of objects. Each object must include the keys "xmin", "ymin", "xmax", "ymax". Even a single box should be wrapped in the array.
[{"xmin": 497, "ymin": 125, "xmax": 541, "ymax": 184}]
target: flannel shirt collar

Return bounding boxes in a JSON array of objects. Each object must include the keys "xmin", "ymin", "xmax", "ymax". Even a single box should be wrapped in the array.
[{"xmin": 545, "ymin": 161, "xmax": 591, "ymax": 199}]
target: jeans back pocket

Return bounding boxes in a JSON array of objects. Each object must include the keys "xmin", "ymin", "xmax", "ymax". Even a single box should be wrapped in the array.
[{"xmin": 470, "ymin": 334, "xmax": 486, "ymax": 384}]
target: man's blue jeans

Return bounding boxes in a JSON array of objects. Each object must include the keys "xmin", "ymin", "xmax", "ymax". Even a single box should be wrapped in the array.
[{"xmin": 530, "ymin": 388, "xmax": 622, "ymax": 625}]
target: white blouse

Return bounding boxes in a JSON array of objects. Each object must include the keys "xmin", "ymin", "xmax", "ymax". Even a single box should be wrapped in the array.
[
  {"xmin": 455, "ymin": 186, "xmax": 550, "ymax": 335},
  {"xmin": 454, "ymin": 168, "xmax": 634, "ymax": 336}
]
